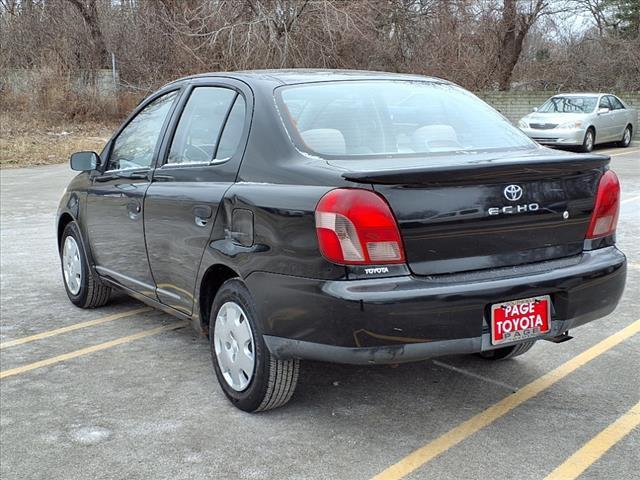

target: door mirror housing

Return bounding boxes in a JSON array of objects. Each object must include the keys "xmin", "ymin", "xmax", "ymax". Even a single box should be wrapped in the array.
[
  {"xmin": 70, "ymin": 151, "xmax": 100, "ymax": 171},
  {"xmin": 532, "ymin": 107, "xmax": 538, "ymax": 112},
  {"xmin": 597, "ymin": 107, "xmax": 610, "ymax": 115}
]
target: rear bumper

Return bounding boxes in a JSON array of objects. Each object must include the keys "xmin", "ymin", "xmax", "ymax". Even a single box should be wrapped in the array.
[{"xmin": 247, "ymin": 247, "xmax": 626, "ymax": 364}]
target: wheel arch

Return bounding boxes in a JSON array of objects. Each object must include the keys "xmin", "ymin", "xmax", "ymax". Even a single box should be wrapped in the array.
[
  {"xmin": 57, "ymin": 210, "xmax": 100, "ymax": 282},
  {"xmin": 198, "ymin": 263, "xmax": 240, "ymax": 335},
  {"xmin": 57, "ymin": 212, "xmax": 75, "ymax": 253},
  {"xmin": 585, "ymin": 125, "xmax": 596, "ymax": 146}
]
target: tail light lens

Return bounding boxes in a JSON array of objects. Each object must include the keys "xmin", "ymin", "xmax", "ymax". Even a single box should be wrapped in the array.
[
  {"xmin": 586, "ymin": 170, "xmax": 620, "ymax": 239},
  {"xmin": 315, "ymin": 189, "xmax": 406, "ymax": 265}
]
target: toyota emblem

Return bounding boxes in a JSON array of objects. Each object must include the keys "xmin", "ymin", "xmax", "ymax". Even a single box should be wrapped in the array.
[{"xmin": 504, "ymin": 185, "xmax": 523, "ymax": 201}]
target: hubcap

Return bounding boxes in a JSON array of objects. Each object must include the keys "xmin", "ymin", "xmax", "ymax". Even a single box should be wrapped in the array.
[
  {"xmin": 623, "ymin": 128, "xmax": 631, "ymax": 145},
  {"xmin": 586, "ymin": 132, "xmax": 593, "ymax": 150},
  {"xmin": 213, "ymin": 302, "xmax": 255, "ymax": 392},
  {"xmin": 62, "ymin": 236, "xmax": 82, "ymax": 295}
]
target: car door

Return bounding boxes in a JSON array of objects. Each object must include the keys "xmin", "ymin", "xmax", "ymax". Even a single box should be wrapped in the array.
[
  {"xmin": 607, "ymin": 95, "xmax": 627, "ymax": 139},
  {"xmin": 85, "ymin": 89, "xmax": 181, "ymax": 296},
  {"xmin": 144, "ymin": 80, "xmax": 251, "ymax": 314},
  {"xmin": 595, "ymin": 96, "xmax": 615, "ymax": 142}
]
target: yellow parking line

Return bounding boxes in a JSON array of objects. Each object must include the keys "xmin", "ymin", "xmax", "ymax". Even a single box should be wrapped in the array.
[
  {"xmin": 597, "ymin": 148, "xmax": 623, "ymax": 155},
  {"xmin": 544, "ymin": 401, "xmax": 640, "ymax": 480},
  {"xmin": 371, "ymin": 319, "xmax": 640, "ymax": 480},
  {"xmin": 609, "ymin": 148, "xmax": 640, "ymax": 157},
  {"xmin": 0, "ymin": 321, "xmax": 187, "ymax": 380},
  {"xmin": 0, "ymin": 307, "xmax": 152, "ymax": 350}
]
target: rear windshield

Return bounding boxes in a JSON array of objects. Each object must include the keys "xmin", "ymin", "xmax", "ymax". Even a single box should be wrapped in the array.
[
  {"xmin": 538, "ymin": 96, "xmax": 597, "ymax": 113},
  {"xmin": 275, "ymin": 81, "xmax": 535, "ymax": 158}
]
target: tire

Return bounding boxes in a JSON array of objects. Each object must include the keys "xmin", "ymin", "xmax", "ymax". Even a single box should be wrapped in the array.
[
  {"xmin": 618, "ymin": 125, "xmax": 632, "ymax": 148},
  {"xmin": 579, "ymin": 128, "xmax": 595, "ymax": 153},
  {"xmin": 60, "ymin": 221, "xmax": 111, "ymax": 308},
  {"xmin": 478, "ymin": 340, "xmax": 536, "ymax": 360},
  {"xmin": 209, "ymin": 279, "xmax": 299, "ymax": 412}
]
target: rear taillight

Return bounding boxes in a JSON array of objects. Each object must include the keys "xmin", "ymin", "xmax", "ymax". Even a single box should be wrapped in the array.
[
  {"xmin": 586, "ymin": 170, "xmax": 620, "ymax": 239},
  {"xmin": 315, "ymin": 188, "xmax": 406, "ymax": 265}
]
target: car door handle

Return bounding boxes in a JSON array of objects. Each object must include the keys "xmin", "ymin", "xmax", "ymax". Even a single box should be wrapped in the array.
[{"xmin": 193, "ymin": 205, "xmax": 213, "ymax": 227}]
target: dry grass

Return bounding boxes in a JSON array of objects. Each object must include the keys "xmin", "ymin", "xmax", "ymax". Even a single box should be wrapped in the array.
[
  {"xmin": 0, "ymin": 75, "xmax": 141, "ymax": 168},
  {"xmin": 0, "ymin": 111, "xmax": 118, "ymax": 168}
]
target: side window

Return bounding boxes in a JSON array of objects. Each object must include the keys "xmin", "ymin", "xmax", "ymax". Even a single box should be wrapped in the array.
[
  {"xmin": 108, "ymin": 91, "xmax": 178, "ymax": 171},
  {"xmin": 599, "ymin": 96, "xmax": 611, "ymax": 109},
  {"xmin": 609, "ymin": 96, "xmax": 625, "ymax": 110},
  {"xmin": 167, "ymin": 87, "xmax": 236, "ymax": 165},
  {"xmin": 216, "ymin": 95, "xmax": 246, "ymax": 160}
]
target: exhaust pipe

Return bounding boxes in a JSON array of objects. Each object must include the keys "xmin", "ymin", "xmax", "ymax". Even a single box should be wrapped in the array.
[{"xmin": 546, "ymin": 331, "xmax": 573, "ymax": 343}]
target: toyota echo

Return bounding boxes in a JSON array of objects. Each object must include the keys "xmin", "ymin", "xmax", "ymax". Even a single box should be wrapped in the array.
[{"xmin": 57, "ymin": 70, "xmax": 627, "ymax": 412}]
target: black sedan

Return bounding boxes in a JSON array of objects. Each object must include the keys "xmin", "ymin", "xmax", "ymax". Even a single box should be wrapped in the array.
[{"xmin": 57, "ymin": 70, "xmax": 626, "ymax": 412}]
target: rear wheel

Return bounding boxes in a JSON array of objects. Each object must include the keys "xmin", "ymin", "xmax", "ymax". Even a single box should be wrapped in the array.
[
  {"xmin": 618, "ymin": 125, "xmax": 632, "ymax": 148},
  {"xmin": 478, "ymin": 340, "xmax": 536, "ymax": 360},
  {"xmin": 60, "ymin": 221, "xmax": 111, "ymax": 308},
  {"xmin": 209, "ymin": 279, "xmax": 299, "ymax": 412},
  {"xmin": 580, "ymin": 128, "xmax": 595, "ymax": 153}
]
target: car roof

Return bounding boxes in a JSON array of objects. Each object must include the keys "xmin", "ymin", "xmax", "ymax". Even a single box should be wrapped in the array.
[
  {"xmin": 551, "ymin": 93, "xmax": 608, "ymax": 97},
  {"xmin": 168, "ymin": 69, "xmax": 450, "ymax": 87}
]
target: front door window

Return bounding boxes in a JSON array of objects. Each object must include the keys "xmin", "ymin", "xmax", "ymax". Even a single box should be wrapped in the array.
[{"xmin": 108, "ymin": 91, "xmax": 179, "ymax": 171}]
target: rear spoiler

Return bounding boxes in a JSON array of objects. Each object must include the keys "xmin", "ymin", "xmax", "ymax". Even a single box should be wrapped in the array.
[{"xmin": 341, "ymin": 155, "xmax": 610, "ymax": 185}]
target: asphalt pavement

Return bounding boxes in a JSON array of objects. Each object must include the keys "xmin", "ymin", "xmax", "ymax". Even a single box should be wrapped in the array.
[{"xmin": 1, "ymin": 144, "xmax": 639, "ymax": 480}]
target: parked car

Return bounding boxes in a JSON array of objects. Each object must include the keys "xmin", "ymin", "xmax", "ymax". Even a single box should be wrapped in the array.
[
  {"xmin": 58, "ymin": 70, "xmax": 627, "ymax": 412},
  {"xmin": 518, "ymin": 93, "xmax": 636, "ymax": 152}
]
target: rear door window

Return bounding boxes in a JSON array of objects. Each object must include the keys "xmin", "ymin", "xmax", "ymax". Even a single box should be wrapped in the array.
[
  {"xmin": 216, "ymin": 96, "xmax": 246, "ymax": 160},
  {"xmin": 167, "ymin": 87, "xmax": 237, "ymax": 165}
]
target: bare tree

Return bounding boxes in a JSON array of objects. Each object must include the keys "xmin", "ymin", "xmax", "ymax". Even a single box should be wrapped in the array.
[
  {"xmin": 495, "ymin": 0, "xmax": 552, "ymax": 90},
  {"xmin": 573, "ymin": 0, "xmax": 610, "ymax": 36},
  {"xmin": 65, "ymin": 0, "xmax": 108, "ymax": 69},
  {"xmin": 1, "ymin": 0, "xmax": 637, "ymax": 120}
]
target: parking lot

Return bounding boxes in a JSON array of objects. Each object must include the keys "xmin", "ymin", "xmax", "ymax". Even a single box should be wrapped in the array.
[{"xmin": 1, "ymin": 145, "xmax": 638, "ymax": 480}]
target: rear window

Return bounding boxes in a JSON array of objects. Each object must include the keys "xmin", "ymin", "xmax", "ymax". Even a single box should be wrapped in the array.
[{"xmin": 275, "ymin": 81, "xmax": 535, "ymax": 158}]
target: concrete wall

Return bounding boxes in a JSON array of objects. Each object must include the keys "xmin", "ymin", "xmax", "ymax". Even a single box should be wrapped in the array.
[
  {"xmin": 2, "ymin": 69, "xmax": 118, "ymax": 97},
  {"xmin": 477, "ymin": 91, "xmax": 640, "ymax": 139}
]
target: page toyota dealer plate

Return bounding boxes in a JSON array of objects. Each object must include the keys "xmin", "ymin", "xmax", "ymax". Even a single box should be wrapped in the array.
[{"xmin": 490, "ymin": 295, "xmax": 551, "ymax": 345}]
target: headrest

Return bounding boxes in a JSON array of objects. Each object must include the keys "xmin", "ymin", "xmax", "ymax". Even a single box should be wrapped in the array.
[
  {"xmin": 300, "ymin": 129, "xmax": 346, "ymax": 155},
  {"xmin": 412, "ymin": 124, "xmax": 459, "ymax": 151}
]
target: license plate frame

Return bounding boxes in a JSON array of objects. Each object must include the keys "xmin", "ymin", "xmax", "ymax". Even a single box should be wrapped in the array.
[{"xmin": 490, "ymin": 295, "xmax": 551, "ymax": 346}]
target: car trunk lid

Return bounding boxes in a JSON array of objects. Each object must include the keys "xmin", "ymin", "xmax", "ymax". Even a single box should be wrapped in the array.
[{"xmin": 332, "ymin": 149, "xmax": 608, "ymax": 275}]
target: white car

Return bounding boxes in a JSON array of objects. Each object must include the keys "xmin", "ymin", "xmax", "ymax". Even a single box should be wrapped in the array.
[{"xmin": 518, "ymin": 93, "xmax": 636, "ymax": 152}]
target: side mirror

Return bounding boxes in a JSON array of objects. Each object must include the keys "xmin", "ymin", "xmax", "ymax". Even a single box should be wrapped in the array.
[
  {"xmin": 70, "ymin": 151, "xmax": 99, "ymax": 171},
  {"xmin": 532, "ymin": 107, "xmax": 538, "ymax": 112},
  {"xmin": 597, "ymin": 107, "xmax": 610, "ymax": 115}
]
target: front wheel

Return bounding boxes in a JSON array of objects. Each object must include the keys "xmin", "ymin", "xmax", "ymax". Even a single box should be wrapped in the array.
[
  {"xmin": 209, "ymin": 279, "xmax": 299, "ymax": 412},
  {"xmin": 618, "ymin": 125, "xmax": 632, "ymax": 148},
  {"xmin": 60, "ymin": 221, "xmax": 111, "ymax": 308},
  {"xmin": 478, "ymin": 340, "xmax": 536, "ymax": 360},
  {"xmin": 579, "ymin": 129, "xmax": 595, "ymax": 153}
]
